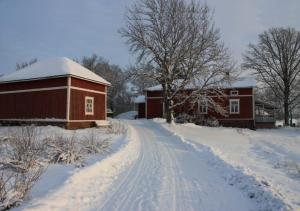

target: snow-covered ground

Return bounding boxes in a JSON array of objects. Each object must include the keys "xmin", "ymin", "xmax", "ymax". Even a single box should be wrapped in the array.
[
  {"xmin": 13, "ymin": 125, "xmax": 139, "ymax": 211},
  {"xmin": 157, "ymin": 120, "xmax": 300, "ymax": 210},
  {"xmin": 115, "ymin": 111, "xmax": 137, "ymax": 120},
  {"xmin": 276, "ymin": 119, "xmax": 299, "ymax": 127},
  {"xmin": 2, "ymin": 119, "xmax": 298, "ymax": 210}
]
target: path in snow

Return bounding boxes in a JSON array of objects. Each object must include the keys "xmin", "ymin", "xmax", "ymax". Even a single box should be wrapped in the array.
[
  {"xmin": 98, "ymin": 120, "xmax": 258, "ymax": 211},
  {"xmin": 21, "ymin": 120, "xmax": 259, "ymax": 211}
]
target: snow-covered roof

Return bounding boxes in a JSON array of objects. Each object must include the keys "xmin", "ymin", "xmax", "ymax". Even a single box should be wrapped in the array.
[
  {"xmin": 0, "ymin": 57, "xmax": 111, "ymax": 85},
  {"xmin": 146, "ymin": 77, "xmax": 256, "ymax": 91},
  {"xmin": 133, "ymin": 95, "xmax": 145, "ymax": 103},
  {"xmin": 229, "ymin": 77, "xmax": 256, "ymax": 88}
]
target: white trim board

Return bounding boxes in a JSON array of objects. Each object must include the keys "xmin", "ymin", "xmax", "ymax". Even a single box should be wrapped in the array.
[
  {"xmin": 0, "ymin": 74, "xmax": 110, "ymax": 87},
  {"xmin": 66, "ymin": 77, "xmax": 71, "ymax": 121},
  {"xmin": 0, "ymin": 85, "xmax": 106, "ymax": 95},
  {"xmin": 70, "ymin": 86, "xmax": 106, "ymax": 95},
  {"xmin": 0, "ymin": 119, "xmax": 107, "ymax": 122},
  {"xmin": 0, "ymin": 86, "xmax": 68, "ymax": 94}
]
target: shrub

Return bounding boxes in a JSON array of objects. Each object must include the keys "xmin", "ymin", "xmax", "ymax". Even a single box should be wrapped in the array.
[
  {"xmin": 46, "ymin": 133, "xmax": 83, "ymax": 165},
  {"xmin": 3, "ymin": 126, "xmax": 43, "ymax": 172},
  {"xmin": 0, "ymin": 166, "xmax": 43, "ymax": 210},
  {"xmin": 107, "ymin": 120, "xmax": 126, "ymax": 134},
  {"xmin": 81, "ymin": 130, "xmax": 111, "ymax": 154},
  {"xmin": 175, "ymin": 113, "xmax": 194, "ymax": 124}
]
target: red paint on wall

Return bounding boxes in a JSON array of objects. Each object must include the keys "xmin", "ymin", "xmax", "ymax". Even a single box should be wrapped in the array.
[
  {"xmin": 71, "ymin": 77, "xmax": 106, "ymax": 92},
  {"xmin": 0, "ymin": 77, "xmax": 68, "ymax": 92},
  {"xmin": 0, "ymin": 89, "xmax": 67, "ymax": 119},
  {"xmin": 69, "ymin": 89, "xmax": 106, "ymax": 120}
]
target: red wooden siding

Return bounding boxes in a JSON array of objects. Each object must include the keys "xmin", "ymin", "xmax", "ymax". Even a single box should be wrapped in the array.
[
  {"xmin": 147, "ymin": 91, "xmax": 163, "ymax": 97},
  {"xmin": 0, "ymin": 89, "xmax": 67, "ymax": 119},
  {"xmin": 138, "ymin": 103, "xmax": 145, "ymax": 118},
  {"xmin": 146, "ymin": 98, "xmax": 164, "ymax": 118},
  {"xmin": 0, "ymin": 77, "xmax": 68, "ymax": 92},
  {"xmin": 69, "ymin": 89, "xmax": 106, "ymax": 120},
  {"xmin": 0, "ymin": 75, "xmax": 109, "ymax": 129},
  {"xmin": 146, "ymin": 88, "xmax": 254, "ymax": 122},
  {"xmin": 71, "ymin": 77, "xmax": 106, "ymax": 92}
]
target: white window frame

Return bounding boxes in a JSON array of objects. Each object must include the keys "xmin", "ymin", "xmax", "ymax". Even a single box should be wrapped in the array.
[
  {"xmin": 230, "ymin": 90, "xmax": 239, "ymax": 96},
  {"xmin": 198, "ymin": 101, "xmax": 208, "ymax": 114},
  {"xmin": 230, "ymin": 99, "xmax": 240, "ymax": 114},
  {"xmin": 85, "ymin": 96, "xmax": 94, "ymax": 115}
]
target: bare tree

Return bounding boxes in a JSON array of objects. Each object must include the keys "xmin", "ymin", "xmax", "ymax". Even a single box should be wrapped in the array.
[
  {"xmin": 120, "ymin": 0, "xmax": 234, "ymax": 123},
  {"xmin": 128, "ymin": 64, "xmax": 157, "ymax": 94},
  {"xmin": 16, "ymin": 58, "xmax": 37, "ymax": 71},
  {"xmin": 243, "ymin": 28, "xmax": 300, "ymax": 126},
  {"xmin": 81, "ymin": 54, "xmax": 133, "ymax": 115}
]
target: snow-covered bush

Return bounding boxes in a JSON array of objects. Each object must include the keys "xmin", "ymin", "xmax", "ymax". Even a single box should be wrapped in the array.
[
  {"xmin": 81, "ymin": 130, "xmax": 111, "ymax": 154},
  {"xmin": 206, "ymin": 117, "xmax": 219, "ymax": 127},
  {"xmin": 3, "ymin": 126, "xmax": 43, "ymax": 172},
  {"xmin": 107, "ymin": 120, "xmax": 126, "ymax": 134},
  {"xmin": 0, "ymin": 165, "xmax": 43, "ymax": 210},
  {"xmin": 46, "ymin": 133, "xmax": 83, "ymax": 165},
  {"xmin": 175, "ymin": 113, "xmax": 194, "ymax": 124}
]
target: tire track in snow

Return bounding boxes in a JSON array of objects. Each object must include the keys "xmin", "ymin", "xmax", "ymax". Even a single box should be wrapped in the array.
[
  {"xmin": 98, "ymin": 120, "xmax": 259, "ymax": 211},
  {"xmin": 98, "ymin": 121, "xmax": 163, "ymax": 211}
]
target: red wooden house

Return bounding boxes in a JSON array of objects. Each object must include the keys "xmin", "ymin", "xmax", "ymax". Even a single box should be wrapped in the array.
[
  {"xmin": 0, "ymin": 57, "xmax": 110, "ymax": 129},
  {"xmin": 136, "ymin": 77, "xmax": 276, "ymax": 129}
]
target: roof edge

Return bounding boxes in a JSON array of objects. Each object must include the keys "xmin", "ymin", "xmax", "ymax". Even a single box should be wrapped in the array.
[{"xmin": 0, "ymin": 74, "xmax": 111, "ymax": 86}]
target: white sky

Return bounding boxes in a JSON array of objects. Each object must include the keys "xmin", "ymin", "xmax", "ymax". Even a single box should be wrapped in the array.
[{"xmin": 0, "ymin": 0, "xmax": 300, "ymax": 74}]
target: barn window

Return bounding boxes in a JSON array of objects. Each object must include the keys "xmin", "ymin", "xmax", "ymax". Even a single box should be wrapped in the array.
[
  {"xmin": 85, "ymin": 97, "xmax": 94, "ymax": 115},
  {"xmin": 230, "ymin": 90, "xmax": 239, "ymax": 95},
  {"xmin": 230, "ymin": 99, "xmax": 240, "ymax": 114},
  {"xmin": 199, "ymin": 101, "xmax": 208, "ymax": 114}
]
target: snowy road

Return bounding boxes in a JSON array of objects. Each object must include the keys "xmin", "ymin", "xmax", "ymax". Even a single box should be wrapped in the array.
[
  {"xmin": 21, "ymin": 120, "xmax": 261, "ymax": 211},
  {"xmin": 98, "ymin": 120, "xmax": 258, "ymax": 211}
]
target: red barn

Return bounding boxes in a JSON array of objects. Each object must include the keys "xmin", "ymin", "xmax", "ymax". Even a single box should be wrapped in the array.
[
  {"xmin": 0, "ymin": 57, "xmax": 111, "ymax": 129},
  {"xmin": 139, "ymin": 77, "xmax": 276, "ymax": 129}
]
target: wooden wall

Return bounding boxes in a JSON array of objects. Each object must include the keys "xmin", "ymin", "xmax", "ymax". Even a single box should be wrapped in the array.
[
  {"xmin": 69, "ymin": 77, "xmax": 107, "ymax": 121},
  {"xmin": 146, "ymin": 88, "xmax": 254, "ymax": 123},
  {"xmin": 0, "ymin": 89, "xmax": 67, "ymax": 119}
]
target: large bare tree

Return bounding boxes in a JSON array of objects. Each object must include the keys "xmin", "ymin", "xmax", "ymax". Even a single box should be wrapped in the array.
[
  {"xmin": 121, "ymin": 0, "xmax": 234, "ymax": 123},
  {"xmin": 243, "ymin": 28, "xmax": 300, "ymax": 126},
  {"xmin": 81, "ymin": 54, "xmax": 133, "ymax": 115}
]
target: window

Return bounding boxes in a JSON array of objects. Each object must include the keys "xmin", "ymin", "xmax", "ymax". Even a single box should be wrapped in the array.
[
  {"xmin": 230, "ymin": 90, "xmax": 239, "ymax": 95},
  {"xmin": 230, "ymin": 99, "xmax": 240, "ymax": 114},
  {"xmin": 199, "ymin": 101, "xmax": 208, "ymax": 114},
  {"xmin": 85, "ymin": 97, "xmax": 94, "ymax": 115}
]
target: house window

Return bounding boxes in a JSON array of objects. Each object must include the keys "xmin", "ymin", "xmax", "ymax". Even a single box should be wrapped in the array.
[
  {"xmin": 85, "ymin": 97, "xmax": 94, "ymax": 115},
  {"xmin": 230, "ymin": 99, "xmax": 240, "ymax": 114},
  {"xmin": 199, "ymin": 101, "xmax": 208, "ymax": 114},
  {"xmin": 230, "ymin": 90, "xmax": 239, "ymax": 95}
]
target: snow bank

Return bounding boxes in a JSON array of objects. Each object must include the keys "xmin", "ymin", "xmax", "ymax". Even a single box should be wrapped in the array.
[
  {"xmin": 156, "ymin": 120, "xmax": 295, "ymax": 210},
  {"xmin": 115, "ymin": 111, "xmax": 137, "ymax": 120},
  {"xmin": 5, "ymin": 123, "xmax": 139, "ymax": 211}
]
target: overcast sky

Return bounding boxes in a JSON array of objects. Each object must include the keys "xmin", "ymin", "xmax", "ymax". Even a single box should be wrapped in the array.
[{"xmin": 0, "ymin": 0, "xmax": 300, "ymax": 75}]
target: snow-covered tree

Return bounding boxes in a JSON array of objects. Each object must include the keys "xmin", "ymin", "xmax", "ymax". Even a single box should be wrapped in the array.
[{"xmin": 121, "ymin": 0, "xmax": 234, "ymax": 123}]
